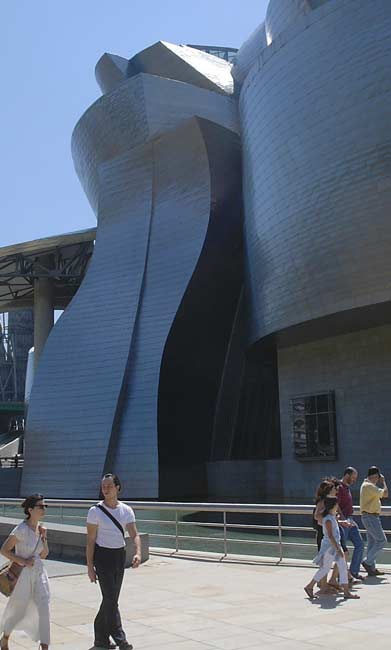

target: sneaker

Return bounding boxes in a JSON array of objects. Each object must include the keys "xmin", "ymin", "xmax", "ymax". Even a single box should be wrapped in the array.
[
  {"xmin": 362, "ymin": 561, "xmax": 377, "ymax": 576},
  {"xmin": 118, "ymin": 644, "xmax": 133, "ymax": 650}
]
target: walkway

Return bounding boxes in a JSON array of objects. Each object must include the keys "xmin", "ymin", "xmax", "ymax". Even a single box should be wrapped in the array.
[{"xmin": 1, "ymin": 554, "xmax": 390, "ymax": 650}]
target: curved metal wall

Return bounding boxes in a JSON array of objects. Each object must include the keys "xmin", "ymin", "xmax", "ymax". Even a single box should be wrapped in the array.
[
  {"xmin": 265, "ymin": 0, "xmax": 329, "ymax": 44},
  {"xmin": 240, "ymin": 0, "xmax": 391, "ymax": 344},
  {"xmin": 22, "ymin": 50, "xmax": 242, "ymax": 498}
]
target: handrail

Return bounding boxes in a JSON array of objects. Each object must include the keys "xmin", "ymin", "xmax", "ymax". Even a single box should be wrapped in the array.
[
  {"xmin": 1, "ymin": 498, "xmax": 390, "ymax": 514},
  {"xmin": 0, "ymin": 499, "xmax": 389, "ymax": 563}
]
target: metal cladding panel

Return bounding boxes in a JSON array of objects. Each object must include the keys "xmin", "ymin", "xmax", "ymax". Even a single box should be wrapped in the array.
[
  {"xmin": 72, "ymin": 74, "xmax": 238, "ymax": 215},
  {"xmin": 142, "ymin": 75, "xmax": 239, "ymax": 138},
  {"xmin": 71, "ymin": 75, "xmax": 149, "ymax": 214},
  {"xmin": 95, "ymin": 53, "xmax": 129, "ymax": 95},
  {"xmin": 240, "ymin": 0, "xmax": 391, "ymax": 344},
  {"xmin": 21, "ymin": 145, "xmax": 154, "ymax": 498},
  {"xmin": 231, "ymin": 23, "xmax": 267, "ymax": 86},
  {"xmin": 109, "ymin": 119, "xmax": 212, "ymax": 497},
  {"xmin": 265, "ymin": 0, "xmax": 330, "ymax": 44},
  {"xmin": 128, "ymin": 41, "xmax": 234, "ymax": 95}
]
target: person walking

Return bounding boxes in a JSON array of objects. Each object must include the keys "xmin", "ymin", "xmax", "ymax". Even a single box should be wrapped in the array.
[
  {"xmin": 360, "ymin": 466, "xmax": 388, "ymax": 576},
  {"xmin": 313, "ymin": 478, "xmax": 347, "ymax": 593},
  {"xmin": 304, "ymin": 496, "xmax": 359, "ymax": 600},
  {"xmin": 0, "ymin": 494, "xmax": 50, "ymax": 650},
  {"xmin": 86, "ymin": 473, "xmax": 141, "ymax": 650},
  {"xmin": 337, "ymin": 466, "xmax": 365, "ymax": 580}
]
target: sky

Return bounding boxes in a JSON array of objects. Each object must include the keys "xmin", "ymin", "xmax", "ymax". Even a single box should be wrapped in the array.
[{"xmin": 1, "ymin": 0, "xmax": 269, "ymax": 248}]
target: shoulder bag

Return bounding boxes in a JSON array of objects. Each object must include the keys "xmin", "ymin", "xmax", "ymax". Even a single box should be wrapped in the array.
[
  {"xmin": 0, "ymin": 531, "xmax": 41, "ymax": 598},
  {"xmin": 96, "ymin": 504, "xmax": 125, "ymax": 538}
]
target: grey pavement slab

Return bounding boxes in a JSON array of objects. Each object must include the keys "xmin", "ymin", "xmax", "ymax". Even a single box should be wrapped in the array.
[{"xmin": 0, "ymin": 554, "xmax": 390, "ymax": 650}]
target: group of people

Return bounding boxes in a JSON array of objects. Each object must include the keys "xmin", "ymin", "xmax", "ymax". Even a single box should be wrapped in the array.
[
  {"xmin": 304, "ymin": 465, "xmax": 388, "ymax": 599},
  {"xmin": 0, "ymin": 473, "xmax": 141, "ymax": 650},
  {"xmin": 0, "ymin": 466, "xmax": 387, "ymax": 648}
]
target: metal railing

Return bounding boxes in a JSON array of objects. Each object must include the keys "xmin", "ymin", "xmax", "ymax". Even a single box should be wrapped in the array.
[{"xmin": 0, "ymin": 499, "xmax": 390, "ymax": 563}]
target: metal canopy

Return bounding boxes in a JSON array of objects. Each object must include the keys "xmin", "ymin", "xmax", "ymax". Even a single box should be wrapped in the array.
[{"xmin": 0, "ymin": 228, "xmax": 96, "ymax": 312}]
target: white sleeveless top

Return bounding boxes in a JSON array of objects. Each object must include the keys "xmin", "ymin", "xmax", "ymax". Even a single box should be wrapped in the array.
[{"xmin": 11, "ymin": 521, "xmax": 44, "ymax": 559}]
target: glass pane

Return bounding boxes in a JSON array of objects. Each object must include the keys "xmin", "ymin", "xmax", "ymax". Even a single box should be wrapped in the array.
[
  {"xmin": 305, "ymin": 396, "xmax": 317, "ymax": 414},
  {"xmin": 306, "ymin": 414, "xmax": 318, "ymax": 456},
  {"xmin": 292, "ymin": 398, "xmax": 305, "ymax": 415},
  {"xmin": 293, "ymin": 424, "xmax": 307, "ymax": 457},
  {"xmin": 318, "ymin": 413, "xmax": 335, "ymax": 456},
  {"xmin": 317, "ymin": 394, "xmax": 329, "ymax": 413}
]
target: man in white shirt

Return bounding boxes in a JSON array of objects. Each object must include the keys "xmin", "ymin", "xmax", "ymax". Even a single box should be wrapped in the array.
[{"xmin": 86, "ymin": 473, "xmax": 141, "ymax": 650}]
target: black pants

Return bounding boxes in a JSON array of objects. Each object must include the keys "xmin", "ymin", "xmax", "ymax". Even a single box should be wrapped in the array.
[{"xmin": 94, "ymin": 544, "xmax": 127, "ymax": 647}]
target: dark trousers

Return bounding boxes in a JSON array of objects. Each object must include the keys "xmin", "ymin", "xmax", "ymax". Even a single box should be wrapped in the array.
[{"xmin": 94, "ymin": 544, "xmax": 127, "ymax": 647}]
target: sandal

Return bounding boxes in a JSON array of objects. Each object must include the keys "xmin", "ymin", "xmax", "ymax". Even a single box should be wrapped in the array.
[
  {"xmin": 304, "ymin": 586, "xmax": 315, "ymax": 599},
  {"xmin": 0, "ymin": 637, "xmax": 9, "ymax": 650},
  {"xmin": 344, "ymin": 592, "xmax": 360, "ymax": 599}
]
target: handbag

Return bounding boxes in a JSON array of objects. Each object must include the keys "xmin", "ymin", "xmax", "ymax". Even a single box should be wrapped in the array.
[
  {"xmin": 0, "ymin": 562, "xmax": 24, "ymax": 597},
  {"xmin": 0, "ymin": 532, "xmax": 42, "ymax": 598}
]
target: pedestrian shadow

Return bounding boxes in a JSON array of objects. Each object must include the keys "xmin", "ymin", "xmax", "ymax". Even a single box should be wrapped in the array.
[
  {"xmin": 361, "ymin": 575, "xmax": 388, "ymax": 586},
  {"xmin": 305, "ymin": 585, "xmax": 363, "ymax": 609}
]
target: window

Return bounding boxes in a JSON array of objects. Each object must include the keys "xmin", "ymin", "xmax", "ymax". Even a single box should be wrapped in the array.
[{"xmin": 291, "ymin": 391, "xmax": 337, "ymax": 460}]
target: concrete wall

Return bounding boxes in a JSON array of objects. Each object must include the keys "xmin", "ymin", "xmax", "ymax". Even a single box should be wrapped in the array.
[
  {"xmin": 207, "ymin": 460, "xmax": 283, "ymax": 501},
  {"xmin": 240, "ymin": 0, "xmax": 391, "ymax": 344},
  {"xmin": 278, "ymin": 324, "xmax": 391, "ymax": 500}
]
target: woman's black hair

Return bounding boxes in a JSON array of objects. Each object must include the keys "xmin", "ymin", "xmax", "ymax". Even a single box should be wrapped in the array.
[
  {"xmin": 323, "ymin": 496, "xmax": 338, "ymax": 516},
  {"xmin": 21, "ymin": 494, "xmax": 44, "ymax": 519},
  {"xmin": 102, "ymin": 473, "xmax": 121, "ymax": 491}
]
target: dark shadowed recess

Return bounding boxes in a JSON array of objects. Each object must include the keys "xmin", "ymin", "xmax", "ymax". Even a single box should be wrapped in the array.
[{"xmin": 158, "ymin": 121, "xmax": 243, "ymax": 499}]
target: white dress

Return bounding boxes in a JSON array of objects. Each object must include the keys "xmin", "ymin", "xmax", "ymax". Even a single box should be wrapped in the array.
[{"xmin": 0, "ymin": 521, "xmax": 50, "ymax": 644}]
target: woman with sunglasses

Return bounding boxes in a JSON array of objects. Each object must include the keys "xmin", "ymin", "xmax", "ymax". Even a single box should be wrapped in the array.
[{"xmin": 0, "ymin": 494, "xmax": 50, "ymax": 650}]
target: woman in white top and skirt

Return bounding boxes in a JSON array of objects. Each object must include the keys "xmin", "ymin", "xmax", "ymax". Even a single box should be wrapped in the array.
[{"xmin": 0, "ymin": 494, "xmax": 50, "ymax": 650}]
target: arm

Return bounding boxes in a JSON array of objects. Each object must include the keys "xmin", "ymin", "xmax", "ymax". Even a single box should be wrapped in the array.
[
  {"xmin": 86, "ymin": 523, "xmax": 98, "ymax": 582},
  {"xmin": 38, "ymin": 525, "xmax": 49, "ymax": 559},
  {"xmin": 1, "ymin": 534, "xmax": 34, "ymax": 567},
  {"xmin": 126, "ymin": 522, "xmax": 141, "ymax": 568},
  {"xmin": 379, "ymin": 475, "xmax": 388, "ymax": 498},
  {"xmin": 325, "ymin": 520, "xmax": 344, "ymax": 557}
]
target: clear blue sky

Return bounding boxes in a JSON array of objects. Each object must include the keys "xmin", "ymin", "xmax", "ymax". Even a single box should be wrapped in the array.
[{"xmin": 1, "ymin": 0, "xmax": 268, "ymax": 248}]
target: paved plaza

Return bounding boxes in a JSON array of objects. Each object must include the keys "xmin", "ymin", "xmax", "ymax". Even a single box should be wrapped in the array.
[{"xmin": 0, "ymin": 554, "xmax": 390, "ymax": 650}]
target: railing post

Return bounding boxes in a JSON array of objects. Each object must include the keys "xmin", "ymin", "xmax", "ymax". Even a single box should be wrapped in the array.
[
  {"xmin": 278, "ymin": 512, "xmax": 283, "ymax": 562},
  {"xmin": 223, "ymin": 511, "xmax": 227, "ymax": 557},
  {"xmin": 175, "ymin": 511, "xmax": 179, "ymax": 552}
]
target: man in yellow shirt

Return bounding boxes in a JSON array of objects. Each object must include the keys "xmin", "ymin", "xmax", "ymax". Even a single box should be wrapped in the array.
[{"xmin": 360, "ymin": 466, "xmax": 388, "ymax": 576}]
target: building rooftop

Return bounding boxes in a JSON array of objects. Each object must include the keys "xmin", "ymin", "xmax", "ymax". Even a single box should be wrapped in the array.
[{"xmin": 0, "ymin": 227, "xmax": 96, "ymax": 312}]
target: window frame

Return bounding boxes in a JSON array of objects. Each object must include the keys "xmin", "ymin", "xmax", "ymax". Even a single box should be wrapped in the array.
[{"xmin": 291, "ymin": 390, "xmax": 338, "ymax": 461}]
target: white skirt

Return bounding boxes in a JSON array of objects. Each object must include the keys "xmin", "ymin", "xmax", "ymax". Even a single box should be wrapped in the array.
[{"xmin": 1, "ymin": 560, "xmax": 50, "ymax": 644}]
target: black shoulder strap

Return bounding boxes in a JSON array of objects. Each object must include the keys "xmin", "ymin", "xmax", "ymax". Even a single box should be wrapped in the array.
[{"xmin": 96, "ymin": 504, "xmax": 125, "ymax": 538}]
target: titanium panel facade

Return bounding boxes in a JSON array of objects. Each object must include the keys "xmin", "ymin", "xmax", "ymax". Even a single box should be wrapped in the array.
[
  {"xmin": 240, "ymin": 0, "xmax": 391, "ymax": 344},
  {"xmin": 21, "ymin": 0, "xmax": 391, "ymax": 501},
  {"xmin": 22, "ymin": 45, "xmax": 242, "ymax": 498}
]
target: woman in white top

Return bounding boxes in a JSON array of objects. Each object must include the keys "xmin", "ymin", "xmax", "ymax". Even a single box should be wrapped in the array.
[
  {"xmin": 0, "ymin": 494, "xmax": 50, "ymax": 650},
  {"xmin": 304, "ymin": 496, "xmax": 359, "ymax": 600}
]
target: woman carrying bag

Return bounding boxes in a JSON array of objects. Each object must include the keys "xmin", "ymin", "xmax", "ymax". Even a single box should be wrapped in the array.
[{"xmin": 0, "ymin": 494, "xmax": 50, "ymax": 650}]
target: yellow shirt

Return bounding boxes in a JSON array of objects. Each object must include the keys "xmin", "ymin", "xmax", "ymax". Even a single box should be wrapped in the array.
[{"xmin": 360, "ymin": 479, "xmax": 384, "ymax": 515}]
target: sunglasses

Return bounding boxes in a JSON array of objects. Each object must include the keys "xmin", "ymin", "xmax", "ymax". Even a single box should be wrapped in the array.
[{"xmin": 34, "ymin": 504, "xmax": 48, "ymax": 509}]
